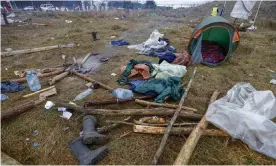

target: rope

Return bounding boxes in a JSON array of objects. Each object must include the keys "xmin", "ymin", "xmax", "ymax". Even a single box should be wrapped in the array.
[{"xmin": 253, "ymin": 0, "xmax": 262, "ymax": 26}]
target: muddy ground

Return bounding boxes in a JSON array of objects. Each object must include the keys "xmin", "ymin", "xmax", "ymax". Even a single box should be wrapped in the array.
[{"xmin": 1, "ymin": 11, "xmax": 276, "ymax": 165}]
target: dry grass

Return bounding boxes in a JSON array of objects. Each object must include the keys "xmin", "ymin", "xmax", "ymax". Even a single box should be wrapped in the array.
[{"xmin": 1, "ymin": 12, "xmax": 276, "ymax": 165}]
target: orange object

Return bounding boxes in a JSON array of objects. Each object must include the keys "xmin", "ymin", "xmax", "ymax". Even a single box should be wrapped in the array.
[{"xmin": 120, "ymin": 64, "xmax": 150, "ymax": 80}]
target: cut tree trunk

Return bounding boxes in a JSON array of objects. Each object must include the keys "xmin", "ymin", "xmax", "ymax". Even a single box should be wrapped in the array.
[
  {"xmin": 72, "ymin": 71, "xmax": 115, "ymax": 91},
  {"xmin": 133, "ymin": 125, "xmax": 228, "ymax": 137},
  {"xmin": 55, "ymin": 103, "xmax": 203, "ymax": 120},
  {"xmin": 152, "ymin": 67, "xmax": 197, "ymax": 165},
  {"xmin": 174, "ymin": 90, "xmax": 220, "ymax": 165},
  {"xmin": 135, "ymin": 99, "xmax": 197, "ymax": 112}
]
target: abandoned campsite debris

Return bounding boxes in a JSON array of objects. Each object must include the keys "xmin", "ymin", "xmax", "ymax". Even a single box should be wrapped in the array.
[
  {"xmin": 23, "ymin": 86, "xmax": 55, "ymax": 98},
  {"xmin": 206, "ymin": 83, "xmax": 276, "ymax": 159},
  {"xmin": 1, "ymin": 94, "xmax": 8, "ymax": 101},
  {"xmin": 112, "ymin": 88, "xmax": 133, "ymax": 100},
  {"xmin": 26, "ymin": 71, "xmax": 41, "ymax": 91},
  {"xmin": 111, "ymin": 40, "xmax": 129, "ymax": 46},
  {"xmin": 73, "ymin": 88, "xmax": 93, "ymax": 101},
  {"xmin": 174, "ymin": 90, "xmax": 220, "ymax": 165},
  {"xmin": 1, "ymin": 81, "xmax": 25, "ymax": 93}
]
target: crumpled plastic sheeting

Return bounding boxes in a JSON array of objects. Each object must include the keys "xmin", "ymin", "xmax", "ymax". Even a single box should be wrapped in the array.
[
  {"xmin": 206, "ymin": 83, "xmax": 276, "ymax": 159},
  {"xmin": 128, "ymin": 30, "xmax": 167, "ymax": 53},
  {"xmin": 230, "ymin": 0, "xmax": 256, "ymax": 19},
  {"xmin": 151, "ymin": 61, "xmax": 186, "ymax": 79}
]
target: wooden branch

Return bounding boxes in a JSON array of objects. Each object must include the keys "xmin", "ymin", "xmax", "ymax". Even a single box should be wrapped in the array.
[
  {"xmin": 55, "ymin": 103, "xmax": 203, "ymax": 120},
  {"xmin": 1, "ymin": 44, "xmax": 75, "ymax": 57},
  {"xmin": 133, "ymin": 125, "xmax": 227, "ymax": 137},
  {"xmin": 1, "ymin": 99, "xmax": 45, "ymax": 120},
  {"xmin": 48, "ymin": 71, "xmax": 70, "ymax": 85},
  {"xmin": 12, "ymin": 68, "xmax": 65, "ymax": 83},
  {"xmin": 174, "ymin": 90, "xmax": 220, "ymax": 165},
  {"xmin": 23, "ymin": 86, "xmax": 55, "ymax": 98},
  {"xmin": 135, "ymin": 99, "xmax": 197, "ymax": 112},
  {"xmin": 72, "ymin": 71, "xmax": 115, "ymax": 91},
  {"xmin": 152, "ymin": 67, "xmax": 197, "ymax": 165},
  {"xmin": 97, "ymin": 116, "xmax": 132, "ymax": 133},
  {"xmin": 107, "ymin": 120, "xmax": 198, "ymax": 127}
]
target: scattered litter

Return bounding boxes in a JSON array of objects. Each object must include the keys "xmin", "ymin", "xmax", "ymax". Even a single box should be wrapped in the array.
[
  {"xmin": 114, "ymin": 17, "xmax": 119, "ymax": 20},
  {"xmin": 73, "ymin": 88, "xmax": 93, "ymax": 101},
  {"xmin": 33, "ymin": 142, "xmax": 39, "ymax": 147},
  {"xmin": 7, "ymin": 13, "xmax": 16, "ymax": 18},
  {"xmin": 92, "ymin": 32, "xmax": 99, "ymax": 41},
  {"xmin": 1, "ymin": 81, "xmax": 25, "ymax": 93},
  {"xmin": 58, "ymin": 107, "xmax": 67, "ymax": 112},
  {"xmin": 51, "ymin": 37, "xmax": 55, "ymax": 40},
  {"xmin": 65, "ymin": 20, "xmax": 72, "ymax": 23},
  {"xmin": 111, "ymin": 40, "xmax": 129, "ymax": 46},
  {"xmin": 139, "ymin": 116, "xmax": 166, "ymax": 124},
  {"xmin": 45, "ymin": 101, "xmax": 55, "ymax": 110},
  {"xmin": 5, "ymin": 48, "xmax": 12, "ymax": 51},
  {"xmin": 79, "ymin": 131, "xmax": 84, "ymax": 137},
  {"xmin": 1, "ymin": 94, "xmax": 8, "ymax": 101},
  {"xmin": 61, "ymin": 54, "xmax": 66, "ymax": 60},
  {"xmin": 247, "ymin": 25, "xmax": 257, "ymax": 30},
  {"xmin": 112, "ymin": 88, "xmax": 133, "ymax": 100},
  {"xmin": 5, "ymin": 68, "xmax": 8, "ymax": 70},
  {"xmin": 270, "ymin": 73, "xmax": 276, "ymax": 79},
  {"xmin": 270, "ymin": 79, "xmax": 276, "ymax": 85},
  {"xmin": 99, "ymin": 57, "xmax": 109, "ymax": 62},
  {"xmin": 110, "ymin": 36, "xmax": 116, "ymax": 39},
  {"xmin": 249, "ymin": 74, "xmax": 254, "ymax": 77},
  {"xmin": 69, "ymin": 101, "xmax": 76, "ymax": 105},
  {"xmin": 206, "ymin": 82, "xmax": 276, "ymax": 159},
  {"xmin": 32, "ymin": 130, "xmax": 40, "ymax": 136},
  {"xmin": 85, "ymin": 82, "xmax": 93, "ymax": 88},
  {"xmin": 267, "ymin": 68, "xmax": 275, "ymax": 73},
  {"xmin": 60, "ymin": 111, "xmax": 72, "ymax": 120},
  {"xmin": 111, "ymin": 73, "xmax": 117, "ymax": 76},
  {"xmin": 63, "ymin": 127, "xmax": 70, "ymax": 131},
  {"xmin": 26, "ymin": 71, "xmax": 41, "ymax": 91},
  {"xmin": 25, "ymin": 138, "xmax": 30, "ymax": 141}
]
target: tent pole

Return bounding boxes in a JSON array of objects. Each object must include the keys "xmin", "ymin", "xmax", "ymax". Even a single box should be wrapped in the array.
[{"xmin": 253, "ymin": 0, "xmax": 262, "ymax": 26}]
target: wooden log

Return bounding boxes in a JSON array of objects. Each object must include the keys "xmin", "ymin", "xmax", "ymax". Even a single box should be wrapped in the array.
[
  {"xmin": 107, "ymin": 120, "xmax": 198, "ymax": 127},
  {"xmin": 152, "ymin": 67, "xmax": 197, "ymax": 165},
  {"xmin": 1, "ymin": 99, "xmax": 45, "ymax": 120},
  {"xmin": 135, "ymin": 99, "xmax": 197, "ymax": 112},
  {"xmin": 72, "ymin": 71, "xmax": 115, "ymax": 91},
  {"xmin": 1, "ymin": 152, "xmax": 21, "ymax": 165},
  {"xmin": 48, "ymin": 71, "xmax": 70, "ymax": 85},
  {"xmin": 174, "ymin": 90, "xmax": 220, "ymax": 165},
  {"xmin": 23, "ymin": 86, "xmax": 55, "ymax": 98},
  {"xmin": 12, "ymin": 68, "xmax": 65, "ymax": 83},
  {"xmin": 133, "ymin": 125, "xmax": 227, "ymax": 137},
  {"xmin": 55, "ymin": 103, "xmax": 203, "ymax": 120},
  {"xmin": 97, "ymin": 116, "xmax": 132, "ymax": 133},
  {"xmin": 1, "ymin": 44, "xmax": 75, "ymax": 57},
  {"xmin": 39, "ymin": 88, "xmax": 57, "ymax": 99}
]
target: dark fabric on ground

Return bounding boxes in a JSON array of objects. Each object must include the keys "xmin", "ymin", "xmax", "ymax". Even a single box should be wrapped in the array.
[
  {"xmin": 202, "ymin": 41, "xmax": 225, "ymax": 64},
  {"xmin": 1, "ymin": 81, "xmax": 25, "ymax": 93},
  {"xmin": 133, "ymin": 77, "xmax": 184, "ymax": 103},
  {"xmin": 111, "ymin": 40, "xmax": 129, "ymax": 46},
  {"xmin": 118, "ymin": 59, "xmax": 154, "ymax": 85},
  {"xmin": 128, "ymin": 80, "xmax": 158, "ymax": 97},
  {"xmin": 158, "ymin": 52, "xmax": 176, "ymax": 64},
  {"xmin": 142, "ymin": 45, "xmax": 176, "ymax": 57}
]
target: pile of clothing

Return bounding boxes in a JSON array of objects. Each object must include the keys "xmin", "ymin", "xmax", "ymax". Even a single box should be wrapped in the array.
[
  {"xmin": 201, "ymin": 41, "xmax": 225, "ymax": 64},
  {"xmin": 118, "ymin": 59, "xmax": 186, "ymax": 103}
]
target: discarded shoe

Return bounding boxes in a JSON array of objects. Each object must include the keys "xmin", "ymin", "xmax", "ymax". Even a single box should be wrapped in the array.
[
  {"xmin": 82, "ymin": 115, "xmax": 109, "ymax": 145},
  {"xmin": 69, "ymin": 137, "xmax": 108, "ymax": 165}
]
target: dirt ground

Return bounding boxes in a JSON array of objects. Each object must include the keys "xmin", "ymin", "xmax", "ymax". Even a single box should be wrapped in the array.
[{"xmin": 1, "ymin": 11, "xmax": 276, "ymax": 165}]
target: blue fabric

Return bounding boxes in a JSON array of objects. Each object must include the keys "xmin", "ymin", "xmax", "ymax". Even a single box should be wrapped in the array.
[
  {"xmin": 111, "ymin": 40, "xmax": 129, "ymax": 46},
  {"xmin": 158, "ymin": 52, "xmax": 176, "ymax": 64},
  {"xmin": 142, "ymin": 45, "xmax": 176, "ymax": 57},
  {"xmin": 1, "ymin": 81, "xmax": 25, "ymax": 93},
  {"xmin": 128, "ymin": 80, "xmax": 158, "ymax": 97}
]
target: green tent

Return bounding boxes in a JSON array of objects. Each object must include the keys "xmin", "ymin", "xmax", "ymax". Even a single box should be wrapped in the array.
[{"xmin": 188, "ymin": 16, "xmax": 240, "ymax": 66}]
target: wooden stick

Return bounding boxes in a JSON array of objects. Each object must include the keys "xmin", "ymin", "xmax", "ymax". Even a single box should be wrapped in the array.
[
  {"xmin": 55, "ymin": 103, "xmax": 203, "ymax": 120},
  {"xmin": 48, "ymin": 71, "xmax": 70, "ymax": 85},
  {"xmin": 97, "ymin": 116, "xmax": 133, "ymax": 133},
  {"xmin": 107, "ymin": 120, "xmax": 198, "ymax": 127},
  {"xmin": 174, "ymin": 90, "xmax": 220, "ymax": 165},
  {"xmin": 152, "ymin": 67, "xmax": 197, "ymax": 165},
  {"xmin": 12, "ymin": 68, "xmax": 65, "ymax": 83},
  {"xmin": 23, "ymin": 86, "xmax": 55, "ymax": 98},
  {"xmin": 72, "ymin": 71, "xmax": 115, "ymax": 91},
  {"xmin": 135, "ymin": 99, "xmax": 197, "ymax": 112},
  {"xmin": 1, "ymin": 44, "xmax": 75, "ymax": 57},
  {"xmin": 1, "ymin": 99, "xmax": 45, "ymax": 120},
  {"xmin": 133, "ymin": 125, "xmax": 227, "ymax": 137}
]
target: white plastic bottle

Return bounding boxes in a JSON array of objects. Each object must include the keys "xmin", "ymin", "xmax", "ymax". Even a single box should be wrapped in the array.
[
  {"xmin": 73, "ymin": 88, "xmax": 93, "ymax": 101},
  {"xmin": 26, "ymin": 71, "xmax": 41, "ymax": 91},
  {"xmin": 112, "ymin": 88, "xmax": 133, "ymax": 99}
]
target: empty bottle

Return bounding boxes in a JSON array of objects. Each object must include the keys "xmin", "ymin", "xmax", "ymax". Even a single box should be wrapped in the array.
[
  {"xmin": 26, "ymin": 71, "xmax": 41, "ymax": 91},
  {"xmin": 112, "ymin": 88, "xmax": 133, "ymax": 99},
  {"xmin": 73, "ymin": 88, "xmax": 93, "ymax": 101}
]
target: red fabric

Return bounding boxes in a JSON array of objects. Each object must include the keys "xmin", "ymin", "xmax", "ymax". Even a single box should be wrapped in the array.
[
  {"xmin": 120, "ymin": 64, "xmax": 150, "ymax": 80},
  {"xmin": 172, "ymin": 51, "xmax": 192, "ymax": 67}
]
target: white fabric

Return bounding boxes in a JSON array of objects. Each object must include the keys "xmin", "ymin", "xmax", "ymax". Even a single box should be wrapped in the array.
[
  {"xmin": 128, "ymin": 29, "xmax": 167, "ymax": 51},
  {"xmin": 230, "ymin": 0, "xmax": 256, "ymax": 19},
  {"xmin": 151, "ymin": 61, "xmax": 186, "ymax": 79},
  {"xmin": 206, "ymin": 82, "xmax": 276, "ymax": 159}
]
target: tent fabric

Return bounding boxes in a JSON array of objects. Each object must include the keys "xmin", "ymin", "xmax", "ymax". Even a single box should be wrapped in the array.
[
  {"xmin": 230, "ymin": 0, "xmax": 256, "ymax": 19},
  {"xmin": 188, "ymin": 16, "xmax": 240, "ymax": 66}
]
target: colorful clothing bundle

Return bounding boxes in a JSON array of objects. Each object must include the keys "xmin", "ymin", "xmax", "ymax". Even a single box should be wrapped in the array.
[
  {"xmin": 201, "ymin": 41, "xmax": 225, "ymax": 64},
  {"xmin": 158, "ymin": 51, "xmax": 192, "ymax": 67}
]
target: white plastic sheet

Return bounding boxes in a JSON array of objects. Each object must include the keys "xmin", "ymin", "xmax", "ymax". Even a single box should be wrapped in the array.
[
  {"xmin": 128, "ymin": 30, "xmax": 167, "ymax": 52},
  {"xmin": 230, "ymin": 0, "xmax": 256, "ymax": 19},
  {"xmin": 206, "ymin": 83, "xmax": 276, "ymax": 159}
]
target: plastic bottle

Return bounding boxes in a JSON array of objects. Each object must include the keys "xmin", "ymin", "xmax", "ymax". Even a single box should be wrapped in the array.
[
  {"xmin": 26, "ymin": 71, "xmax": 41, "ymax": 91},
  {"xmin": 73, "ymin": 88, "xmax": 93, "ymax": 101},
  {"xmin": 112, "ymin": 88, "xmax": 133, "ymax": 99}
]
